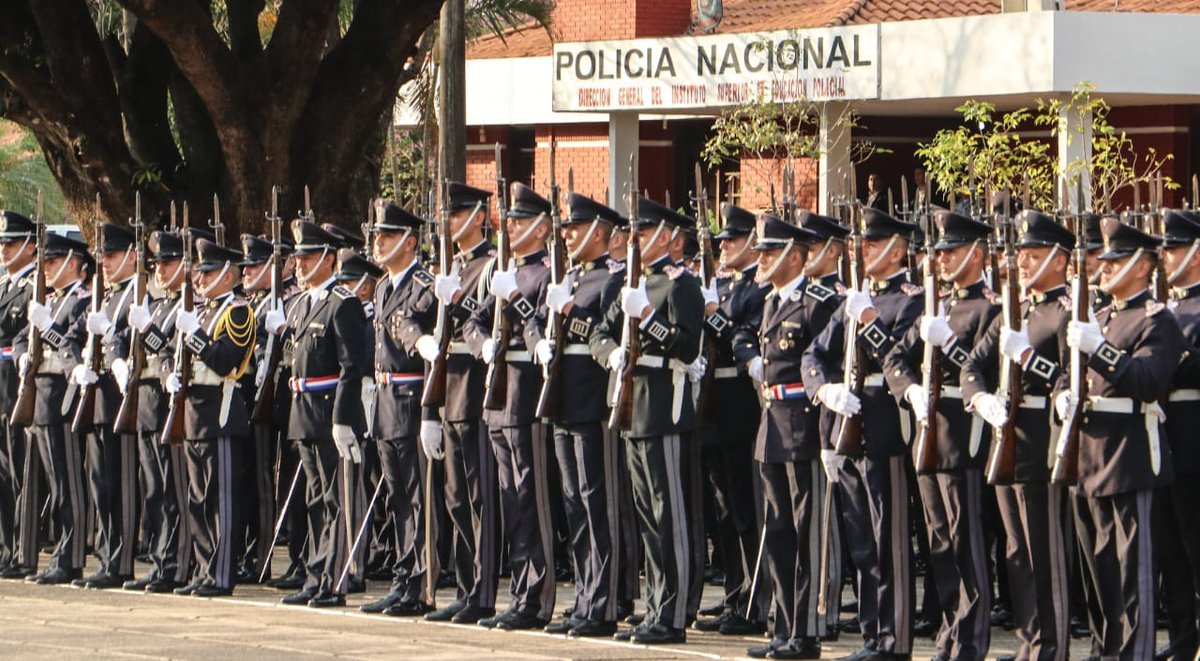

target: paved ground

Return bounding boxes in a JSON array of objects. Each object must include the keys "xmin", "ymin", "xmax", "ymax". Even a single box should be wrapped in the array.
[{"xmin": 0, "ymin": 552, "xmax": 1163, "ymax": 659}]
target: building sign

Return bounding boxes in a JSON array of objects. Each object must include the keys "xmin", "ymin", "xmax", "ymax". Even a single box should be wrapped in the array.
[{"xmin": 552, "ymin": 24, "xmax": 879, "ymax": 112}]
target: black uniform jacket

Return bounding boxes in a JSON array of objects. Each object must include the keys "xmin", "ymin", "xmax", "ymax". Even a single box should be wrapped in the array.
[
  {"xmin": 14, "ymin": 281, "xmax": 88, "ymax": 426},
  {"xmin": 0, "ymin": 265, "xmax": 34, "ymax": 408},
  {"xmin": 702, "ymin": 265, "xmax": 769, "ymax": 446},
  {"xmin": 801, "ymin": 272, "xmax": 923, "ymax": 458},
  {"xmin": 884, "ymin": 280, "xmax": 1001, "ymax": 471},
  {"xmin": 134, "ymin": 291, "xmax": 183, "ymax": 433},
  {"xmin": 372, "ymin": 263, "xmax": 437, "ymax": 440},
  {"xmin": 1167, "ymin": 283, "xmax": 1200, "ymax": 474},
  {"xmin": 443, "ymin": 240, "xmax": 495, "ymax": 423},
  {"xmin": 180, "ymin": 291, "xmax": 256, "ymax": 440},
  {"xmin": 94, "ymin": 277, "xmax": 136, "ymax": 425}
]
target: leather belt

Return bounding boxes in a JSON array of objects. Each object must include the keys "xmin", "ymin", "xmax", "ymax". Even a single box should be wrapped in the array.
[
  {"xmin": 140, "ymin": 355, "xmax": 161, "ymax": 379},
  {"xmin": 562, "ymin": 344, "xmax": 590, "ymax": 356},
  {"xmin": 448, "ymin": 341, "xmax": 470, "ymax": 355},
  {"xmin": 375, "ymin": 371, "xmax": 423, "ymax": 386},
  {"xmin": 1169, "ymin": 389, "xmax": 1200, "ymax": 402},
  {"xmin": 714, "ymin": 366, "xmax": 740, "ymax": 379},
  {"xmin": 1087, "ymin": 395, "xmax": 1165, "ymax": 475},
  {"xmin": 289, "ymin": 375, "xmax": 339, "ymax": 393},
  {"xmin": 191, "ymin": 363, "xmax": 229, "ymax": 387},
  {"xmin": 633, "ymin": 354, "xmax": 687, "ymax": 423},
  {"xmin": 862, "ymin": 373, "xmax": 884, "ymax": 387},
  {"xmin": 1019, "ymin": 395, "xmax": 1047, "ymax": 409},
  {"xmin": 942, "ymin": 385, "xmax": 964, "ymax": 399},
  {"xmin": 504, "ymin": 350, "xmax": 532, "ymax": 363}
]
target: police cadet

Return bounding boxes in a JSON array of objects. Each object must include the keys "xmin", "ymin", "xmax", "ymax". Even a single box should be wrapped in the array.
[
  {"xmin": 462, "ymin": 181, "xmax": 556, "ymax": 630},
  {"xmin": 0, "ymin": 210, "xmax": 36, "ymax": 578},
  {"xmin": 355, "ymin": 203, "xmax": 435, "ymax": 617},
  {"xmin": 802, "ymin": 208, "xmax": 922, "ymax": 661},
  {"xmin": 1154, "ymin": 209, "xmax": 1200, "ymax": 661},
  {"xmin": 745, "ymin": 213, "xmax": 838, "ymax": 660},
  {"xmin": 72, "ymin": 223, "xmax": 139, "ymax": 588},
  {"xmin": 591, "ymin": 197, "xmax": 704, "ymax": 645},
  {"xmin": 961, "ymin": 210, "xmax": 1073, "ymax": 661},
  {"xmin": 16, "ymin": 232, "xmax": 90, "ymax": 584},
  {"xmin": 124, "ymin": 230, "xmax": 195, "ymax": 593},
  {"xmin": 1063, "ymin": 216, "xmax": 1183, "ymax": 659},
  {"xmin": 164, "ymin": 239, "xmax": 255, "ymax": 597},
  {"xmin": 538, "ymin": 192, "xmax": 624, "ymax": 637},
  {"xmin": 266, "ymin": 220, "xmax": 369, "ymax": 608},
  {"xmin": 883, "ymin": 210, "xmax": 999, "ymax": 661},
  {"xmin": 692, "ymin": 202, "xmax": 770, "ymax": 636},
  {"xmin": 422, "ymin": 182, "xmax": 500, "ymax": 624}
]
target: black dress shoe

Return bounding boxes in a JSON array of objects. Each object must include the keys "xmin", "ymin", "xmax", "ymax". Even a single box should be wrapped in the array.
[
  {"xmin": 698, "ymin": 602, "xmax": 726, "ymax": 617},
  {"xmin": 281, "ymin": 587, "xmax": 318, "ymax": 605},
  {"xmin": 360, "ymin": 592, "xmax": 404, "ymax": 613},
  {"xmin": 123, "ymin": 576, "xmax": 155, "ymax": 591},
  {"xmin": 266, "ymin": 573, "xmax": 306, "ymax": 591},
  {"xmin": 1155, "ymin": 632, "xmax": 1199, "ymax": 661},
  {"xmin": 193, "ymin": 585, "xmax": 233, "ymax": 597},
  {"xmin": 719, "ymin": 614, "xmax": 767, "ymax": 636},
  {"xmin": 992, "ymin": 654, "xmax": 1015, "ymax": 661},
  {"xmin": 1069, "ymin": 616, "xmax": 1091, "ymax": 639},
  {"xmin": 345, "ymin": 577, "xmax": 366, "ymax": 594},
  {"xmin": 145, "ymin": 579, "xmax": 182, "ymax": 593},
  {"xmin": 495, "ymin": 612, "xmax": 550, "ymax": 631},
  {"xmin": 748, "ymin": 638, "xmax": 786, "ymax": 659},
  {"xmin": 625, "ymin": 611, "xmax": 645, "ymax": 626},
  {"xmin": 1, "ymin": 565, "xmax": 34, "ymax": 579},
  {"xmin": 85, "ymin": 574, "xmax": 129, "ymax": 589},
  {"xmin": 476, "ymin": 606, "xmax": 515, "ymax": 628},
  {"xmin": 543, "ymin": 618, "xmax": 579, "ymax": 634},
  {"xmin": 568, "ymin": 619, "xmax": 616, "ymax": 638},
  {"xmin": 841, "ymin": 598, "xmax": 858, "ymax": 613},
  {"xmin": 614, "ymin": 599, "xmax": 634, "ymax": 622},
  {"xmin": 174, "ymin": 580, "xmax": 205, "ymax": 595},
  {"xmin": 768, "ymin": 637, "xmax": 821, "ymax": 660},
  {"xmin": 631, "ymin": 623, "xmax": 685, "ymax": 645},
  {"xmin": 833, "ymin": 646, "xmax": 878, "ymax": 661},
  {"xmin": 912, "ymin": 617, "xmax": 936, "ymax": 637},
  {"xmin": 34, "ymin": 567, "xmax": 81, "ymax": 585},
  {"xmin": 232, "ymin": 567, "xmax": 256, "ymax": 585},
  {"xmin": 613, "ymin": 622, "xmax": 649, "ymax": 641},
  {"xmin": 693, "ymin": 611, "xmax": 731, "ymax": 632},
  {"xmin": 383, "ymin": 600, "xmax": 434, "ymax": 617},
  {"xmin": 454, "ymin": 604, "xmax": 497, "ymax": 625},
  {"xmin": 308, "ymin": 591, "xmax": 346, "ymax": 608},
  {"xmin": 424, "ymin": 600, "xmax": 465, "ymax": 621}
]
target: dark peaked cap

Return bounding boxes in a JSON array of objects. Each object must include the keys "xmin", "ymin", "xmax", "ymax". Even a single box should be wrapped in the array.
[
  {"xmin": 1162, "ymin": 210, "xmax": 1200, "ymax": 246},
  {"xmin": 447, "ymin": 181, "xmax": 492, "ymax": 212},
  {"xmin": 860, "ymin": 208, "xmax": 916, "ymax": 240},
  {"xmin": 1098, "ymin": 216, "xmax": 1161, "ymax": 260},
  {"xmin": 1015, "ymin": 210, "xmax": 1074, "ymax": 251},
  {"xmin": 933, "ymin": 210, "xmax": 992, "ymax": 250},
  {"xmin": 715, "ymin": 203, "xmax": 755, "ymax": 239},
  {"xmin": 797, "ymin": 210, "xmax": 849, "ymax": 241},
  {"xmin": 507, "ymin": 182, "xmax": 551, "ymax": 219},
  {"xmin": 566, "ymin": 193, "xmax": 625, "ymax": 227},
  {"xmin": 752, "ymin": 212, "xmax": 818, "ymax": 250}
]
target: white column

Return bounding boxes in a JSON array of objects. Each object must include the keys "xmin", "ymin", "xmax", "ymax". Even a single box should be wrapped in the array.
[
  {"xmin": 818, "ymin": 102, "xmax": 851, "ymax": 216},
  {"xmin": 1058, "ymin": 102, "xmax": 1092, "ymax": 212},
  {"xmin": 608, "ymin": 112, "xmax": 640, "ymax": 214}
]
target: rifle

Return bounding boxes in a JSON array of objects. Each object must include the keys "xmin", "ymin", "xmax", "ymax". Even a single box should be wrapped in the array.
[
  {"xmin": 210, "ymin": 194, "xmax": 225, "ymax": 245},
  {"xmin": 834, "ymin": 167, "xmax": 866, "ymax": 455},
  {"xmin": 483, "ymin": 143, "xmax": 511, "ymax": 411},
  {"xmin": 252, "ymin": 186, "xmax": 284, "ymax": 422},
  {"xmin": 693, "ymin": 162, "xmax": 719, "ymax": 425},
  {"xmin": 985, "ymin": 195, "xmax": 1020, "ymax": 485},
  {"xmin": 421, "ymin": 180, "xmax": 453, "ymax": 408},
  {"xmin": 114, "ymin": 193, "xmax": 146, "ymax": 433},
  {"xmin": 913, "ymin": 200, "xmax": 942, "ymax": 474},
  {"xmin": 985, "ymin": 187, "xmax": 1002, "ymax": 293},
  {"xmin": 161, "ymin": 203, "xmax": 194, "ymax": 444},
  {"xmin": 10, "ymin": 193, "xmax": 45, "ymax": 427},
  {"xmin": 535, "ymin": 141, "xmax": 567, "ymax": 419},
  {"xmin": 71, "ymin": 211, "xmax": 107, "ymax": 433},
  {"xmin": 1151, "ymin": 171, "xmax": 1170, "ymax": 302},
  {"xmin": 1051, "ymin": 186, "xmax": 1088, "ymax": 485},
  {"xmin": 608, "ymin": 154, "xmax": 640, "ymax": 431}
]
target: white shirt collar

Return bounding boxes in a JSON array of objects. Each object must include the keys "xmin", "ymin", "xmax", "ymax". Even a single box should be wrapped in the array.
[
  {"xmin": 8, "ymin": 262, "xmax": 33, "ymax": 281},
  {"xmin": 775, "ymin": 273, "xmax": 806, "ymax": 301},
  {"xmin": 307, "ymin": 276, "xmax": 337, "ymax": 300},
  {"xmin": 389, "ymin": 260, "xmax": 417, "ymax": 289}
]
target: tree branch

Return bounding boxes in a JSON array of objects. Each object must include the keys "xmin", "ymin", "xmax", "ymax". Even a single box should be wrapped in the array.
[
  {"xmin": 264, "ymin": 0, "xmax": 339, "ymax": 105},
  {"xmin": 227, "ymin": 0, "xmax": 265, "ymax": 60}
]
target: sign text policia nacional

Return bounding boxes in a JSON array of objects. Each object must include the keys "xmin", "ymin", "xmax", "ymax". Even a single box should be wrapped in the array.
[{"xmin": 552, "ymin": 25, "xmax": 879, "ymax": 113}]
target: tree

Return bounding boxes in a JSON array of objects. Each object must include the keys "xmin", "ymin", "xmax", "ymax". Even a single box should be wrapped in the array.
[
  {"xmin": 0, "ymin": 119, "xmax": 68, "ymax": 221},
  {"xmin": 0, "ymin": 0, "xmax": 445, "ymax": 236}
]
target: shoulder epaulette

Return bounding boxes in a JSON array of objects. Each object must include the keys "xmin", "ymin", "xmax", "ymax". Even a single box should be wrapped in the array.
[
  {"xmin": 805, "ymin": 281, "xmax": 835, "ymax": 303},
  {"xmin": 413, "ymin": 269, "xmax": 434, "ymax": 287},
  {"xmin": 900, "ymin": 283, "xmax": 924, "ymax": 297},
  {"xmin": 1146, "ymin": 300, "xmax": 1166, "ymax": 317},
  {"xmin": 332, "ymin": 285, "xmax": 354, "ymax": 300}
]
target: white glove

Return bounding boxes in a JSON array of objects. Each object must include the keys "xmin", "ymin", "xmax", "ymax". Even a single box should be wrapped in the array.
[
  {"xmin": 820, "ymin": 449, "xmax": 843, "ymax": 484},
  {"xmin": 420, "ymin": 420, "xmax": 444, "ymax": 460},
  {"xmin": 1054, "ymin": 391, "xmax": 1077, "ymax": 422},
  {"xmin": 489, "ymin": 262, "xmax": 518, "ymax": 300},
  {"xmin": 534, "ymin": 338, "xmax": 553, "ymax": 365},
  {"xmin": 111, "ymin": 358, "xmax": 130, "ymax": 394},
  {"xmin": 28, "ymin": 301, "xmax": 52, "ymax": 332},
  {"xmin": 415, "ymin": 334, "xmax": 440, "ymax": 362},
  {"xmin": 971, "ymin": 392, "xmax": 1008, "ymax": 429},
  {"xmin": 746, "ymin": 356, "xmax": 764, "ymax": 386},
  {"xmin": 844, "ymin": 282, "xmax": 875, "ymax": 323},
  {"xmin": 265, "ymin": 306, "xmax": 287, "ymax": 335},
  {"xmin": 686, "ymin": 355, "xmax": 707, "ymax": 382},
  {"xmin": 175, "ymin": 309, "xmax": 200, "ymax": 335},
  {"xmin": 606, "ymin": 346, "xmax": 626, "ymax": 372},
  {"xmin": 254, "ymin": 360, "xmax": 268, "ymax": 388},
  {"xmin": 999, "ymin": 326, "xmax": 1033, "ymax": 365},
  {"xmin": 165, "ymin": 372, "xmax": 182, "ymax": 394},
  {"xmin": 481, "ymin": 338, "xmax": 497, "ymax": 365},
  {"xmin": 919, "ymin": 315, "xmax": 955, "ymax": 348},
  {"xmin": 361, "ymin": 377, "xmax": 376, "ymax": 408},
  {"xmin": 905, "ymin": 384, "xmax": 930, "ymax": 422},
  {"xmin": 434, "ymin": 274, "xmax": 462, "ymax": 305},
  {"xmin": 1066, "ymin": 320, "xmax": 1103, "ymax": 354},
  {"xmin": 816, "ymin": 383, "xmax": 861, "ymax": 417},
  {"xmin": 621, "ymin": 283, "xmax": 651, "ymax": 319},
  {"xmin": 17, "ymin": 353, "xmax": 29, "ymax": 377},
  {"xmin": 128, "ymin": 303, "xmax": 153, "ymax": 333},
  {"xmin": 700, "ymin": 279, "xmax": 719, "ymax": 307},
  {"xmin": 86, "ymin": 311, "xmax": 113, "ymax": 337},
  {"xmin": 545, "ymin": 281, "xmax": 573, "ymax": 314},
  {"xmin": 70, "ymin": 364, "xmax": 98, "ymax": 386},
  {"xmin": 332, "ymin": 424, "xmax": 361, "ymax": 464}
]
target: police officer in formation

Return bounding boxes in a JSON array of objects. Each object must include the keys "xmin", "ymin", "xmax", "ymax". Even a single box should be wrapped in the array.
[{"xmin": 6, "ymin": 181, "xmax": 1200, "ymax": 661}]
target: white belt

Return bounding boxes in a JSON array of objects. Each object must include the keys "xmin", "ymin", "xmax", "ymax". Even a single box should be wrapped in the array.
[
  {"xmin": 942, "ymin": 385, "xmax": 964, "ymax": 399},
  {"xmin": 862, "ymin": 373, "xmax": 884, "ymax": 387},
  {"xmin": 504, "ymin": 350, "xmax": 532, "ymax": 363},
  {"xmin": 39, "ymin": 352, "xmax": 68, "ymax": 375},
  {"xmin": 191, "ymin": 363, "xmax": 233, "ymax": 387},
  {"xmin": 1019, "ymin": 395, "xmax": 1047, "ymax": 409},
  {"xmin": 140, "ymin": 355, "xmax": 162, "ymax": 379},
  {"xmin": 636, "ymin": 355, "xmax": 687, "ymax": 370},
  {"xmin": 563, "ymin": 344, "xmax": 591, "ymax": 356},
  {"xmin": 714, "ymin": 366, "xmax": 740, "ymax": 379},
  {"xmin": 1169, "ymin": 389, "xmax": 1200, "ymax": 402},
  {"xmin": 634, "ymin": 354, "xmax": 688, "ymax": 423},
  {"xmin": 1087, "ymin": 396, "xmax": 1165, "ymax": 475},
  {"xmin": 448, "ymin": 341, "xmax": 470, "ymax": 354}
]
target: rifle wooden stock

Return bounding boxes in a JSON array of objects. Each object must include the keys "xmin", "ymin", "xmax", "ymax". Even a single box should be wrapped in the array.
[
  {"xmin": 1051, "ymin": 225, "xmax": 1089, "ymax": 485},
  {"xmin": 535, "ymin": 148, "xmax": 566, "ymax": 420},
  {"xmin": 986, "ymin": 217, "xmax": 1021, "ymax": 485},
  {"xmin": 693, "ymin": 163, "xmax": 719, "ymax": 426},
  {"xmin": 10, "ymin": 208, "xmax": 46, "ymax": 428},
  {"xmin": 608, "ymin": 227, "xmax": 640, "ymax": 432},
  {"xmin": 483, "ymin": 152, "xmax": 511, "ymax": 412},
  {"xmin": 114, "ymin": 198, "xmax": 146, "ymax": 434},
  {"xmin": 834, "ymin": 210, "xmax": 866, "ymax": 456},
  {"xmin": 161, "ymin": 204, "xmax": 193, "ymax": 445},
  {"xmin": 420, "ymin": 185, "xmax": 453, "ymax": 409},
  {"xmin": 252, "ymin": 188, "xmax": 285, "ymax": 423},
  {"xmin": 913, "ymin": 232, "xmax": 941, "ymax": 474},
  {"xmin": 71, "ymin": 244, "xmax": 106, "ymax": 433}
]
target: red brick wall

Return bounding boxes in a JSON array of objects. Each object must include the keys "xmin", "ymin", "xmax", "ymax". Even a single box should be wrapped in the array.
[
  {"xmin": 736, "ymin": 155, "xmax": 818, "ymax": 212},
  {"xmin": 533, "ymin": 124, "xmax": 611, "ymax": 202},
  {"xmin": 552, "ymin": 0, "xmax": 691, "ymax": 42}
]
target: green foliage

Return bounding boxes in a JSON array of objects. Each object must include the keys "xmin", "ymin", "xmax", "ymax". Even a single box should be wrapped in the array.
[
  {"xmin": 0, "ymin": 120, "xmax": 68, "ymax": 221},
  {"xmin": 467, "ymin": 0, "xmax": 554, "ymax": 41},
  {"xmin": 379, "ymin": 126, "xmax": 433, "ymax": 214}
]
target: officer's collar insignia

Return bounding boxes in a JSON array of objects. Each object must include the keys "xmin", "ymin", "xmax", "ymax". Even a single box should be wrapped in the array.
[
  {"xmin": 607, "ymin": 258, "xmax": 625, "ymax": 274},
  {"xmin": 790, "ymin": 289, "xmax": 803, "ymax": 302},
  {"xmin": 1145, "ymin": 300, "xmax": 1165, "ymax": 316},
  {"xmin": 665, "ymin": 264, "xmax": 685, "ymax": 280},
  {"xmin": 317, "ymin": 289, "xmax": 329, "ymax": 301},
  {"xmin": 900, "ymin": 282, "xmax": 924, "ymax": 296}
]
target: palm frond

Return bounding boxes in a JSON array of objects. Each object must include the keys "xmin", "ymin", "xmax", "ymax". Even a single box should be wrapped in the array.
[{"xmin": 466, "ymin": 0, "xmax": 552, "ymax": 42}]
